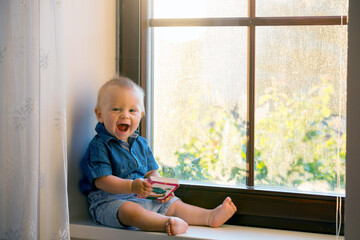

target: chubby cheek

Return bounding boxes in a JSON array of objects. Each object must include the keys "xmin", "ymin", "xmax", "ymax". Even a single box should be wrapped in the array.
[
  {"xmin": 132, "ymin": 119, "xmax": 141, "ymax": 130},
  {"xmin": 104, "ymin": 120, "xmax": 117, "ymax": 133}
]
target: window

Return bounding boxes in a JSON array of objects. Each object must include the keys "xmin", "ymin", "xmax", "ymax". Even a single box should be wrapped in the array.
[{"xmin": 120, "ymin": 0, "xmax": 348, "ymax": 234}]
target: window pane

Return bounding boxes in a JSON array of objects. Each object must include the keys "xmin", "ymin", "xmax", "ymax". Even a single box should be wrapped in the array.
[
  {"xmin": 153, "ymin": 0, "xmax": 247, "ymax": 18},
  {"xmin": 255, "ymin": 26, "xmax": 347, "ymax": 194},
  {"xmin": 153, "ymin": 27, "xmax": 248, "ymax": 186},
  {"xmin": 256, "ymin": 0, "xmax": 348, "ymax": 17}
]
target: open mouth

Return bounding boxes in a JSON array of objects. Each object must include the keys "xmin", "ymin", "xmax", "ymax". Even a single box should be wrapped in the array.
[{"xmin": 117, "ymin": 124, "xmax": 130, "ymax": 132}]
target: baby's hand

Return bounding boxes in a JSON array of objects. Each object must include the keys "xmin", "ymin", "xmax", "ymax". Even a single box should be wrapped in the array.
[
  {"xmin": 158, "ymin": 192, "xmax": 175, "ymax": 203},
  {"xmin": 131, "ymin": 178, "xmax": 153, "ymax": 197}
]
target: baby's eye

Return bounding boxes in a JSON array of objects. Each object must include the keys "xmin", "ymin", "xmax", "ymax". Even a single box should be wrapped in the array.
[
  {"xmin": 112, "ymin": 108, "xmax": 120, "ymax": 112},
  {"xmin": 129, "ymin": 109, "xmax": 137, "ymax": 113}
]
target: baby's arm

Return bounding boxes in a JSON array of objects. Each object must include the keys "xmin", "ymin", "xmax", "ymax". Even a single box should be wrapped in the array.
[{"xmin": 94, "ymin": 175, "xmax": 153, "ymax": 197}]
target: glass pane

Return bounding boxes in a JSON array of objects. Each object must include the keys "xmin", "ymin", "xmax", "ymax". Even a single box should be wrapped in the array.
[
  {"xmin": 153, "ymin": 0, "xmax": 247, "ymax": 18},
  {"xmin": 256, "ymin": 0, "xmax": 348, "ymax": 17},
  {"xmin": 255, "ymin": 26, "xmax": 347, "ymax": 194},
  {"xmin": 153, "ymin": 27, "xmax": 247, "ymax": 186}
]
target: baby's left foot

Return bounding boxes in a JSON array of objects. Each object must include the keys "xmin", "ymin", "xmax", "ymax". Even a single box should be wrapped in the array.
[
  {"xmin": 166, "ymin": 217, "xmax": 188, "ymax": 236},
  {"xmin": 208, "ymin": 197, "xmax": 237, "ymax": 228}
]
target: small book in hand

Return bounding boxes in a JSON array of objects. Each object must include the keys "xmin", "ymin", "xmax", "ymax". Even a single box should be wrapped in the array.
[{"xmin": 139, "ymin": 176, "xmax": 179, "ymax": 200}]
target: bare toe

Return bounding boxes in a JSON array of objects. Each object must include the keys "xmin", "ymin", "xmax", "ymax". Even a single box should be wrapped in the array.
[
  {"xmin": 166, "ymin": 217, "xmax": 188, "ymax": 236},
  {"xmin": 166, "ymin": 219, "xmax": 173, "ymax": 236},
  {"xmin": 209, "ymin": 197, "xmax": 237, "ymax": 228},
  {"xmin": 225, "ymin": 197, "xmax": 237, "ymax": 212}
]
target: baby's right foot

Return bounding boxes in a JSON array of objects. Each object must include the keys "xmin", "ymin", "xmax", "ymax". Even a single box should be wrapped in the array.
[
  {"xmin": 166, "ymin": 217, "xmax": 189, "ymax": 236},
  {"xmin": 208, "ymin": 197, "xmax": 237, "ymax": 228}
]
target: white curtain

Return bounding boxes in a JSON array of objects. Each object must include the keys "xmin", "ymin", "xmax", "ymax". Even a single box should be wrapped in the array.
[{"xmin": 0, "ymin": 0, "xmax": 70, "ymax": 239}]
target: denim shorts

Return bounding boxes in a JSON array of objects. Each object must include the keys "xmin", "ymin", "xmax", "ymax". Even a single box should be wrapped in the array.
[{"xmin": 87, "ymin": 189, "xmax": 179, "ymax": 229}]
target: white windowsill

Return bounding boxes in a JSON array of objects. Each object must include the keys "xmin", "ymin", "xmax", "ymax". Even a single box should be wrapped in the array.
[{"xmin": 70, "ymin": 219, "xmax": 343, "ymax": 240}]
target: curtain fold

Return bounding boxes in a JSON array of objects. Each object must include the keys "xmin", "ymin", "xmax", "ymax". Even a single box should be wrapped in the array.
[{"xmin": 0, "ymin": 0, "xmax": 70, "ymax": 239}]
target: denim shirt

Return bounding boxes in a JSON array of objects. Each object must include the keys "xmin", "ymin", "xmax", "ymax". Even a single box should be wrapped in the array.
[{"xmin": 79, "ymin": 122, "xmax": 159, "ymax": 195}]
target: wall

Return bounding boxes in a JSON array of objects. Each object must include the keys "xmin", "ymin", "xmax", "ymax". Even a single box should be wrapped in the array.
[
  {"xmin": 345, "ymin": 0, "xmax": 360, "ymax": 239},
  {"xmin": 63, "ymin": 0, "xmax": 116, "ymax": 220}
]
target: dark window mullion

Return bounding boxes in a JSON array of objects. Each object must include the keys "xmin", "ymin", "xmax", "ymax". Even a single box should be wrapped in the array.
[
  {"xmin": 139, "ymin": 0, "xmax": 148, "ymax": 138},
  {"xmin": 149, "ymin": 18, "xmax": 251, "ymax": 27},
  {"xmin": 254, "ymin": 16, "xmax": 348, "ymax": 26},
  {"xmin": 246, "ymin": 0, "xmax": 256, "ymax": 187},
  {"xmin": 149, "ymin": 16, "xmax": 347, "ymax": 28}
]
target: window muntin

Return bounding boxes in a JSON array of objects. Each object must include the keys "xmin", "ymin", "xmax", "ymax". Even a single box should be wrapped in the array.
[{"xmin": 150, "ymin": 1, "xmax": 347, "ymax": 195}]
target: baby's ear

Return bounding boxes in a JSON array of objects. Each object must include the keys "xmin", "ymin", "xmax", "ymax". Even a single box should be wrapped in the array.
[
  {"xmin": 141, "ymin": 111, "xmax": 145, "ymax": 119},
  {"xmin": 95, "ymin": 108, "xmax": 103, "ymax": 123}
]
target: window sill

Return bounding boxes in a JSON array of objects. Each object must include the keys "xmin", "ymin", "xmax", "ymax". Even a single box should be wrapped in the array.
[{"xmin": 70, "ymin": 219, "xmax": 343, "ymax": 240}]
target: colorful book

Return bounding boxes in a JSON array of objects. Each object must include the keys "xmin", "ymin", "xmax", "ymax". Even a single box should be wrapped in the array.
[{"xmin": 139, "ymin": 176, "xmax": 179, "ymax": 200}]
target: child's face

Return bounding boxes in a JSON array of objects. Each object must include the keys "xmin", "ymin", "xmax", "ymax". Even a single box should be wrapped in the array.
[{"xmin": 95, "ymin": 86, "xmax": 144, "ymax": 142}]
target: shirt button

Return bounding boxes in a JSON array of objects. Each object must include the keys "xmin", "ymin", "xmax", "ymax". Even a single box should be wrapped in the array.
[{"xmin": 121, "ymin": 168, "xmax": 125, "ymax": 173}]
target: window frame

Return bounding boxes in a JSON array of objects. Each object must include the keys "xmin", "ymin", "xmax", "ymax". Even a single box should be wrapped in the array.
[{"xmin": 119, "ymin": 0, "xmax": 347, "ymax": 234}]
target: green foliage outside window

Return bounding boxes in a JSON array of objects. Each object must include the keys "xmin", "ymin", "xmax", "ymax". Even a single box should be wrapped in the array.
[{"xmin": 159, "ymin": 81, "xmax": 346, "ymax": 193}]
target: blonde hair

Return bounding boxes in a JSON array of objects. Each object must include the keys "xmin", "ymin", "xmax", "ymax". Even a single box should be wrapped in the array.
[{"xmin": 96, "ymin": 75, "xmax": 145, "ymax": 112}]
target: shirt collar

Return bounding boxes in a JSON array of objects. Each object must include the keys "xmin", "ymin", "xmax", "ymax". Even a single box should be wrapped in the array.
[{"xmin": 95, "ymin": 122, "xmax": 139, "ymax": 144}]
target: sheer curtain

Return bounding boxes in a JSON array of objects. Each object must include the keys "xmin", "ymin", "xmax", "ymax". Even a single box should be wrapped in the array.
[{"xmin": 0, "ymin": 1, "xmax": 70, "ymax": 239}]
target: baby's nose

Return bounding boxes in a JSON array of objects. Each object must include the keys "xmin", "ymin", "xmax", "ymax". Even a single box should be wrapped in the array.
[{"xmin": 120, "ymin": 111, "xmax": 129, "ymax": 119}]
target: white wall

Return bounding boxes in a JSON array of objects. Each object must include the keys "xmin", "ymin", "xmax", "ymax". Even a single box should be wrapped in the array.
[{"xmin": 63, "ymin": 0, "xmax": 116, "ymax": 220}]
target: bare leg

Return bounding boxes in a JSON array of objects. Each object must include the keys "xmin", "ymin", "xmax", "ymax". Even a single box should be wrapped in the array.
[
  {"xmin": 166, "ymin": 197, "xmax": 237, "ymax": 228},
  {"xmin": 117, "ymin": 201, "xmax": 188, "ymax": 235}
]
